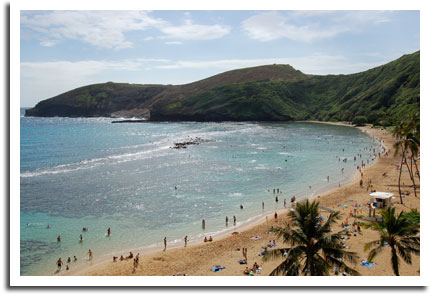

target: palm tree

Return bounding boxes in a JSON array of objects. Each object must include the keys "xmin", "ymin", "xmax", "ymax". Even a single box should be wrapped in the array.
[
  {"xmin": 393, "ymin": 115, "xmax": 420, "ymax": 200},
  {"xmin": 364, "ymin": 207, "xmax": 420, "ymax": 276},
  {"xmin": 263, "ymin": 200, "xmax": 359, "ymax": 276}
]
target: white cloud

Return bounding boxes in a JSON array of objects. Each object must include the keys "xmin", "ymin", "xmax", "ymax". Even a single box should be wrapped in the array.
[
  {"xmin": 160, "ymin": 19, "xmax": 230, "ymax": 40},
  {"xmin": 21, "ymin": 11, "xmax": 231, "ymax": 49},
  {"xmin": 242, "ymin": 11, "xmax": 392, "ymax": 42},
  {"xmin": 21, "ymin": 11, "xmax": 166, "ymax": 50},
  {"xmin": 165, "ymin": 41, "xmax": 183, "ymax": 45},
  {"xmin": 39, "ymin": 40, "xmax": 57, "ymax": 47}
]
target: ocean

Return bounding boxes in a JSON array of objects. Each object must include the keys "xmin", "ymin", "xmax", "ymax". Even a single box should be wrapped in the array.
[{"xmin": 20, "ymin": 108, "xmax": 381, "ymax": 275}]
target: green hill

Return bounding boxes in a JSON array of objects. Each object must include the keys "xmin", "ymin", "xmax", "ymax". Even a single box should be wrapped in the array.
[{"xmin": 25, "ymin": 51, "xmax": 419, "ymax": 126}]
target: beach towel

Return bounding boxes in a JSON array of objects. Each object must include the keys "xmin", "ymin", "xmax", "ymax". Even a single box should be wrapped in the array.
[
  {"xmin": 212, "ymin": 265, "xmax": 225, "ymax": 272},
  {"xmin": 360, "ymin": 262, "xmax": 375, "ymax": 268}
]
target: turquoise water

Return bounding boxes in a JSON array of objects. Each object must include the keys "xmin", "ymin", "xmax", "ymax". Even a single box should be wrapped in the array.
[{"xmin": 20, "ymin": 109, "xmax": 381, "ymax": 275}]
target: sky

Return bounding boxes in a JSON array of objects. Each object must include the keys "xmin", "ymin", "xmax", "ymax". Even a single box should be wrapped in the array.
[{"xmin": 20, "ymin": 10, "xmax": 420, "ymax": 107}]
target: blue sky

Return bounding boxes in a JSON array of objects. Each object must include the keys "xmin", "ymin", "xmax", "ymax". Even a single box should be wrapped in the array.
[{"xmin": 20, "ymin": 10, "xmax": 420, "ymax": 107}]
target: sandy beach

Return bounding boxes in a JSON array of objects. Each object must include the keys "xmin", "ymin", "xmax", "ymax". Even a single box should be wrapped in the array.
[{"xmin": 69, "ymin": 123, "xmax": 420, "ymax": 276}]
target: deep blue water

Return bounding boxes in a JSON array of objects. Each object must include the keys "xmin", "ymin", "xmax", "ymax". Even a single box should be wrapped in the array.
[{"xmin": 20, "ymin": 108, "xmax": 380, "ymax": 275}]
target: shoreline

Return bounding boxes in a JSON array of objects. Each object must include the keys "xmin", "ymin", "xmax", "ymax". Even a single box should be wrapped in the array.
[{"xmin": 68, "ymin": 122, "xmax": 419, "ymax": 277}]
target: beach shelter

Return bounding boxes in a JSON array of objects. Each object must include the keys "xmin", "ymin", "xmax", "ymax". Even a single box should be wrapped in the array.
[{"xmin": 369, "ymin": 192, "xmax": 394, "ymax": 208}]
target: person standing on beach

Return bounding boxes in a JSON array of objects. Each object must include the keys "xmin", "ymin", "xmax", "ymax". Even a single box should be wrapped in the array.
[
  {"xmin": 262, "ymin": 202, "xmax": 264, "ymax": 209},
  {"xmin": 233, "ymin": 216, "xmax": 237, "ymax": 225},
  {"xmin": 274, "ymin": 212, "xmax": 278, "ymax": 220},
  {"xmin": 79, "ymin": 234, "xmax": 83, "ymax": 242},
  {"xmin": 225, "ymin": 216, "xmax": 229, "ymax": 225},
  {"xmin": 88, "ymin": 249, "xmax": 93, "ymax": 261},
  {"xmin": 57, "ymin": 235, "xmax": 61, "ymax": 242},
  {"xmin": 184, "ymin": 235, "xmax": 188, "ymax": 247},
  {"xmin": 56, "ymin": 258, "xmax": 63, "ymax": 270},
  {"xmin": 163, "ymin": 237, "xmax": 167, "ymax": 251},
  {"xmin": 107, "ymin": 227, "xmax": 111, "ymax": 236},
  {"xmin": 275, "ymin": 196, "xmax": 278, "ymax": 203},
  {"xmin": 202, "ymin": 219, "xmax": 205, "ymax": 229},
  {"xmin": 284, "ymin": 199, "xmax": 286, "ymax": 208},
  {"xmin": 327, "ymin": 176, "xmax": 330, "ymax": 182}
]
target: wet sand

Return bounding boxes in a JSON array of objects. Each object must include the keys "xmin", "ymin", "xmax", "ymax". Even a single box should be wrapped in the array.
[{"xmin": 68, "ymin": 123, "xmax": 420, "ymax": 276}]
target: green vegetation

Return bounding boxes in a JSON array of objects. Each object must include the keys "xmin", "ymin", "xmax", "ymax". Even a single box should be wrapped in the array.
[
  {"xmin": 352, "ymin": 116, "xmax": 368, "ymax": 126},
  {"xmin": 403, "ymin": 209, "xmax": 420, "ymax": 225},
  {"xmin": 161, "ymin": 51, "xmax": 419, "ymax": 124},
  {"xmin": 263, "ymin": 200, "xmax": 358, "ymax": 276},
  {"xmin": 25, "ymin": 51, "xmax": 419, "ymax": 124},
  {"xmin": 365, "ymin": 207, "xmax": 420, "ymax": 276}
]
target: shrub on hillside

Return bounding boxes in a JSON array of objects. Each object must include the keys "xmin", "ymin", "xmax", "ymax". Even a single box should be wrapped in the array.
[{"xmin": 352, "ymin": 116, "xmax": 368, "ymax": 126}]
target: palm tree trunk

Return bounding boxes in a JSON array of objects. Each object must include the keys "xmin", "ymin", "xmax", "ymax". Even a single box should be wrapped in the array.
[
  {"xmin": 412, "ymin": 155, "xmax": 420, "ymax": 179},
  {"xmin": 398, "ymin": 147, "xmax": 404, "ymax": 205},
  {"xmin": 391, "ymin": 246, "xmax": 400, "ymax": 276},
  {"xmin": 404, "ymin": 152, "xmax": 417, "ymax": 197}
]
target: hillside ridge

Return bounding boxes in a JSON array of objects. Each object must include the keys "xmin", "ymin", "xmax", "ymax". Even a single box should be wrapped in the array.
[{"xmin": 25, "ymin": 51, "xmax": 419, "ymax": 126}]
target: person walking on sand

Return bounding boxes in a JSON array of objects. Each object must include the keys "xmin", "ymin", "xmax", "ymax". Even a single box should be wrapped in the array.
[
  {"xmin": 88, "ymin": 249, "xmax": 93, "ymax": 261},
  {"xmin": 135, "ymin": 253, "xmax": 140, "ymax": 266},
  {"xmin": 163, "ymin": 237, "xmax": 167, "ymax": 251},
  {"xmin": 184, "ymin": 235, "xmax": 188, "ymax": 247}
]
